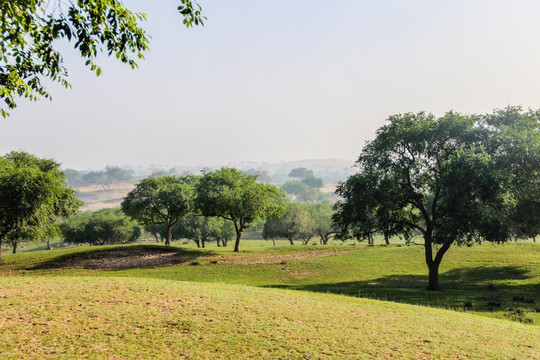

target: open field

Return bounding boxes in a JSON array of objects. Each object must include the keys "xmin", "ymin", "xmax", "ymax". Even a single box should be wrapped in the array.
[
  {"xmin": 1, "ymin": 242, "xmax": 539, "ymax": 326},
  {"xmin": 1, "ymin": 276, "xmax": 537, "ymax": 359}
]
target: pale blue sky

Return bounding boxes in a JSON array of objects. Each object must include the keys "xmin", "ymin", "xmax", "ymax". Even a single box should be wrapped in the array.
[{"xmin": 2, "ymin": 0, "xmax": 540, "ymax": 169}]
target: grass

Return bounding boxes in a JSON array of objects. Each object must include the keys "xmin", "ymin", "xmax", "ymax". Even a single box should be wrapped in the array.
[
  {"xmin": 1, "ymin": 242, "xmax": 539, "ymax": 325},
  {"xmin": 0, "ymin": 277, "xmax": 538, "ymax": 359}
]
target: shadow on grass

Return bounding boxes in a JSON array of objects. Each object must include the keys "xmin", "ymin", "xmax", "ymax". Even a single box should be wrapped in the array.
[
  {"xmin": 263, "ymin": 265, "xmax": 539, "ymax": 313},
  {"xmin": 31, "ymin": 245, "xmax": 216, "ymax": 271}
]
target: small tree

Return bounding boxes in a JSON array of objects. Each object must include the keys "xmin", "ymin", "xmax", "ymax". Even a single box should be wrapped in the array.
[
  {"xmin": 289, "ymin": 167, "xmax": 314, "ymax": 179},
  {"xmin": 0, "ymin": 152, "xmax": 81, "ymax": 258},
  {"xmin": 262, "ymin": 203, "xmax": 311, "ymax": 245},
  {"xmin": 122, "ymin": 175, "xmax": 196, "ymax": 246},
  {"xmin": 60, "ymin": 209, "xmax": 141, "ymax": 246},
  {"xmin": 195, "ymin": 168, "xmax": 285, "ymax": 252}
]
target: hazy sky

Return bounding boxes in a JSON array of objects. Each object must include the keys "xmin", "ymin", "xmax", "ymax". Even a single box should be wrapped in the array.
[{"xmin": 2, "ymin": 0, "xmax": 540, "ymax": 170}]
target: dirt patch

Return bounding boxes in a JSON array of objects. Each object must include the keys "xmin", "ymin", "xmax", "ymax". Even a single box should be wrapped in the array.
[
  {"xmin": 216, "ymin": 248, "xmax": 355, "ymax": 265},
  {"xmin": 34, "ymin": 247, "xmax": 200, "ymax": 270}
]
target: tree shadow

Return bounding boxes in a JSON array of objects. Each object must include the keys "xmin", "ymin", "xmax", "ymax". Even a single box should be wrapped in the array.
[
  {"xmin": 31, "ymin": 245, "xmax": 216, "ymax": 270},
  {"xmin": 263, "ymin": 266, "xmax": 539, "ymax": 314}
]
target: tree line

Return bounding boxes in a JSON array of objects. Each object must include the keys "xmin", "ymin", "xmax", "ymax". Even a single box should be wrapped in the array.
[{"xmin": 1, "ymin": 107, "xmax": 537, "ymax": 292}]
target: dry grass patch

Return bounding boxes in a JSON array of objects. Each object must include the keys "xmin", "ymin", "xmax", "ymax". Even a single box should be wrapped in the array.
[{"xmin": 215, "ymin": 248, "xmax": 355, "ymax": 265}]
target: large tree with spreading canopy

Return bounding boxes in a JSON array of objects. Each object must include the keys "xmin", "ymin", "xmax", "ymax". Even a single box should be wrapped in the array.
[{"xmin": 334, "ymin": 107, "xmax": 539, "ymax": 290}]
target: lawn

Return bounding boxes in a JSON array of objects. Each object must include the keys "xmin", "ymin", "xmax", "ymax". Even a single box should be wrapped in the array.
[
  {"xmin": 0, "ymin": 277, "xmax": 538, "ymax": 359},
  {"xmin": 1, "ymin": 242, "xmax": 539, "ymax": 325}
]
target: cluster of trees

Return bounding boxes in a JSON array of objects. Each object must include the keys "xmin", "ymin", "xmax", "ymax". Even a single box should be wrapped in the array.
[
  {"xmin": 282, "ymin": 167, "xmax": 326, "ymax": 202},
  {"xmin": 60, "ymin": 209, "xmax": 141, "ymax": 246},
  {"xmin": 333, "ymin": 107, "xmax": 539, "ymax": 290},
  {"xmin": 65, "ymin": 166, "xmax": 133, "ymax": 189},
  {"xmin": 0, "ymin": 152, "xmax": 81, "ymax": 258},
  {"xmin": 263, "ymin": 203, "xmax": 336, "ymax": 245},
  {"xmin": 121, "ymin": 168, "xmax": 286, "ymax": 252},
  {"xmin": 147, "ymin": 215, "xmax": 235, "ymax": 248}
]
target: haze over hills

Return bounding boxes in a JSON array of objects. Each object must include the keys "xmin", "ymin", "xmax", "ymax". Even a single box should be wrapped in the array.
[{"xmin": 77, "ymin": 158, "xmax": 356, "ymax": 184}]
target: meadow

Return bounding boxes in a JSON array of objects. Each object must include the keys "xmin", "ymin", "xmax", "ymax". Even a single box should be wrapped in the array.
[{"xmin": 0, "ymin": 241, "xmax": 538, "ymax": 359}]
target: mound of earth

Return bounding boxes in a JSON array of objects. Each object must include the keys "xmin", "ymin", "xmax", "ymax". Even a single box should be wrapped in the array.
[{"xmin": 33, "ymin": 247, "xmax": 202, "ymax": 270}]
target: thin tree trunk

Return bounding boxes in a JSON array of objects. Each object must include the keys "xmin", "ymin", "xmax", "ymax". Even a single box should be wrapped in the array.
[
  {"xmin": 217, "ymin": 240, "xmax": 222, "ymax": 247},
  {"xmin": 12, "ymin": 241, "xmax": 17, "ymax": 254},
  {"xmin": 384, "ymin": 233, "xmax": 390, "ymax": 245},
  {"xmin": 165, "ymin": 225, "xmax": 172, "ymax": 246},
  {"xmin": 0, "ymin": 238, "xmax": 2, "ymax": 261},
  {"xmin": 288, "ymin": 236, "xmax": 294, "ymax": 245},
  {"xmin": 201, "ymin": 238, "xmax": 206, "ymax": 248},
  {"xmin": 272, "ymin": 239, "xmax": 276, "ymax": 246},
  {"xmin": 194, "ymin": 239, "xmax": 200, "ymax": 248},
  {"xmin": 233, "ymin": 230, "xmax": 242, "ymax": 252},
  {"xmin": 47, "ymin": 238, "xmax": 52, "ymax": 250}
]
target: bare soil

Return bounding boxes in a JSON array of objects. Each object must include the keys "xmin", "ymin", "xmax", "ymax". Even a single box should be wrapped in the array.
[{"xmin": 34, "ymin": 247, "xmax": 199, "ymax": 270}]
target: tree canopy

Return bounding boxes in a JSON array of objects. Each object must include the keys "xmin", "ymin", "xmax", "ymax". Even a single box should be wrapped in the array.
[
  {"xmin": 333, "ymin": 107, "xmax": 539, "ymax": 290},
  {"xmin": 121, "ymin": 175, "xmax": 196, "ymax": 246},
  {"xmin": 60, "ymin": 208, "xmax": 141, "ymax": 246},
  {"xmin": 0, "ymin": 151, "xmax": 81, "ymax": 257},
  {"xmin": 0, "ymin": 0, "xmax": 204, "ymax": 117},
  {"xmin": 195, "ymin": 168, "xmax": 285, "ymax": 252}
]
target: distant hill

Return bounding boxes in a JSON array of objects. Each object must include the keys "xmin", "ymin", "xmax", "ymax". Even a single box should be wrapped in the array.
[{"xmin": 120, "ymin": 158, "xmax": 356, "ymax": 184}]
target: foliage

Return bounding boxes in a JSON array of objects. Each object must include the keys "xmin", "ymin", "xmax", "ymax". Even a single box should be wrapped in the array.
[
  {"xmin": 122, "ymin": 175, "xmax": 196, "ymax": 245},
  {"xmin": 288, "ymin": 167, "xmax": 314, "ymax": 179},
  {"xmin": 334, "ymin": 107, "xmax": 540, "ymax": 290},
  {"xmin": 0, "ymin": 0, "xmax": 204, "ymax": 117},
  {"xmin": 263, "ymin": 203, "xmax": 315, "ymax": 245},
  {"xmin": 301, "ymin": 176, "xmax": 324, "ymax": 188},
  {"xmin": 308, "ymin": 202, "xmax": 337, "ymax": 244},
  {"xmin": 60, "ymin": 208, "xmax": 141, "ymax": 246},
  {"xmin": 282, "ymin": 180, "xmax": 324, "ymax": 202},
  {"xmin": 0, "ymin": 151, "xmax": 80, "ymax": 257},
  {"xmin": 175, "ymin": 215, "xmax": 235, "ymax": 248},
  {"xmin": 195, "ymin": 168, "xmax": 285, "ymax": 252}
]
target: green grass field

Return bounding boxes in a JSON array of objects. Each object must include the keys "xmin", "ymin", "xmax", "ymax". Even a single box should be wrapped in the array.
[{"xmin": 0, "ymin": 242, "xmax": 538, "ymax": 358}]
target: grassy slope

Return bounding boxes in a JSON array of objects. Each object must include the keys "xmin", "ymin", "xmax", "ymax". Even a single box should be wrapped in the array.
[
  {"xmin": 1, "ymin": 277, "xmax": 538, "ymax": 359},
  {"xmin": 1, "ymin": 242, "xmax": 539, "ymax": 324}
]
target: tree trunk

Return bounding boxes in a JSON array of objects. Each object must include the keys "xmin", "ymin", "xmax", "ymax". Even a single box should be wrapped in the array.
[
  {"xmin": 272, "ymin": 239, "xmax": 276, "ymax": 246},
  {"xmin": 12, "ymin": 241, "xmax": 17, "ymax": 254},
  {"xmin": 0, "ymin": 238, "xmax": 2, "ymax": 261},
  {"xmin": 47, "ymin": 238, "xmax": 52, "ymax": 250},
  {"xmin": 217, "ymin": 240, "xmax": 222, "ymax": 247},
  {"xmin": 233, "ymin": 230, "xmax": 242, "ymax": 252},
  {"xmin": 201, "ymin": 238, "xmax": 206, "ymax": 248},
  {"xmin": 426, "ymin": 260, "xmax": 441, "ymax": 291},
  {"xmin": 194, "ymin": 239, "xmax": 200, "ymax": 248},
  {"xmin": 384, "ymin": 233, "xmax": 390, "ymax": 245},
  {"xmin": 222, "ymin": 239, "xmax": 228, "ymax": 247},
  {"xmin": 165, "ymin": 225, "xmax": 172, "ymax": 246},
  {"xmin": 288, "ymin": 236, "xmax": 294, "ymax": 245}
]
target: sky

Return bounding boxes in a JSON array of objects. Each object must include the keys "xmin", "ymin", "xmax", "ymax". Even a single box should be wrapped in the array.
[{"xmin": 2, "ymin": 0, "xmax": 540, "ymax": 170}]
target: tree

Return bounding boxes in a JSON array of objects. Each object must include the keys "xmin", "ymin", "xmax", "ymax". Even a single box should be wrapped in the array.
[
  {"xmin": 1, "ymin": 0, "xmax": 204, "ymax": 117},
  {"xmin": 282, "ymin": 181, "xmax": 324, "ymax": 202},
  {"xmin": 175, "ymin": 215, "xmax": 235, "ymax": 248},
  {"xmin": 262, "ymin": 203, "xmax": 312, "ymax": 245},
  {"xmin": 334, "ymin": 108, "xmax": 539, "ymax": 290},
  {"xmin": 60, "ymin": 208, "xmax": 141, "ymax": 246},
  {"xmin": 105, "ymin": 165, "xmax": 132, "ymax": 182},
  {"xmin": 0, "ymin": 151, "xmax": 81, "ymax": 258},
  {"xmin": 195, "ymin": 168, "xmax": 285, "ymax": 252},
  {"xmin": 82, "ymin": 170, "xmax": 111, "ymax": 190},
  {"xmin": 302, "ymin": 176, "xmax": 324, "ymax": 189},
  {"xmin": 288, "ymin": 167, "xmax": 314, "ymax": 180},
  {"xmin": 308, "ymin": 203, "xmax": 337, "ymax": 245},
  {"xmin": 121, "ymin": 175, "xmax": 196, "ymax": 246},
  {"xmin": 64, "ymin": 169, "xmax": 84, "ymax": 188}
]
